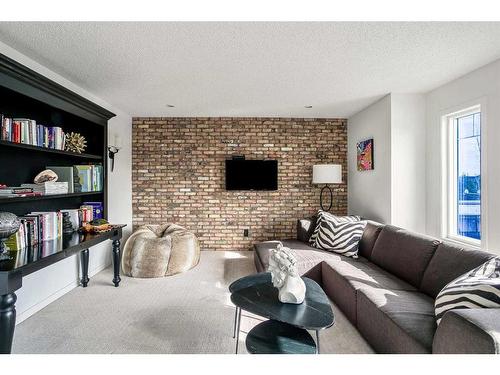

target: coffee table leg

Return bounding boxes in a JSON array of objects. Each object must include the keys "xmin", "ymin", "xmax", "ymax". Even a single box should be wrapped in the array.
[
  {"xmin": 316, "ymin": 330, "xmax": 320, "ymax": 354},
  {"xmin": 235, "ymin": 308, "xmax": 242, "ymax": 354}
]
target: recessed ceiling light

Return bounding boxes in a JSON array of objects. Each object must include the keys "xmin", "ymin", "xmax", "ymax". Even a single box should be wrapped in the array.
[
  {"xmin": 304, "ymin": 105, "xmax": 313, "ymax": 109},
  {"xmin": 166, "ymin": 104, "xmax": 175, "ymax": 108}
]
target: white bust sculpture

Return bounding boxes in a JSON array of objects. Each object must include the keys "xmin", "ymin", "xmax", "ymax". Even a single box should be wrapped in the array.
[{"xmin": 268, "ymin": 243, "xmax": 306, "ymax": 304}]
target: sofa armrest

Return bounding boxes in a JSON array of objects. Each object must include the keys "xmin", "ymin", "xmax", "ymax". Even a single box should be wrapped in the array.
[
  {"xmin": 296, "ymin": 216, "xmax": 317, "ymax": 243},
  {"xmin": 433, "ymin": 308, "xmax": 500, "ymax": 354}
]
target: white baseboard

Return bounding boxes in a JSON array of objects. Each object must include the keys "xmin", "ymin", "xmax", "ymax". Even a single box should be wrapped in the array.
[{"xmin": 16, "ymin": 261, "xmax": 111, "ymax": 325}]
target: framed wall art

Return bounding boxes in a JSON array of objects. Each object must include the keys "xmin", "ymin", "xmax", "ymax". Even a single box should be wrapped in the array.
[{"xmin": 357, "ymin": 138, "xmax": 374, "ymax": 171}]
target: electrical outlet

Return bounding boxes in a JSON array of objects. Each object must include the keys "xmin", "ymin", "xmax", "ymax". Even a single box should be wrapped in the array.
[{"xmin": 243, "ymin": 229, "xmax": 249, "ymax": 237}]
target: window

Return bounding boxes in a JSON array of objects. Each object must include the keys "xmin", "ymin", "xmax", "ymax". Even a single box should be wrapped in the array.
[{"xmin": 445, "ymin": 106, "xmax": 481, "ymax": 245}]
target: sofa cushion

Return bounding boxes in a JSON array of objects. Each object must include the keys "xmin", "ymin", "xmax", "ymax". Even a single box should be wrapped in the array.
[
  {"xmin": 358, "ymin": 220, "xmax": 384, "ymax": 260},
  {"xmin": 370, "ymin": 225, "xmax": 440, "ymax": 288},
  {"xmin": 420, "ymin": 242, "xmax": 494, "ymax": 298},
  {"xmin": 321, "ymin": 257, "xmax": 416, "ymax": 324},
  {"xmin": 357, "ymin": 287, "xmax": 436, "ymax": 353},
  {"xmin": 254, "ymin": 239, "xmax": 336, "ymax": 276}
]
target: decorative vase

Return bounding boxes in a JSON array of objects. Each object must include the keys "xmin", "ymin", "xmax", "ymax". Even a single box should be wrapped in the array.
[
  {"xmin": 0, "ymin": 212, "xmax": 21, "ymax": 253},
  {"xmin": 268, "ymin": 243, "xmax": 306, "ymax": 304}
]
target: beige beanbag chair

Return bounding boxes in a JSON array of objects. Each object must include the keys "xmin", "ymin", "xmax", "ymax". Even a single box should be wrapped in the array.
[{"xmin": 122, "ymin": 224, "xmax": 201, "ymax": 278}]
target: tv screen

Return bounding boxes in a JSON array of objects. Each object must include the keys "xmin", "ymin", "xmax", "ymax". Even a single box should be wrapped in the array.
[{"xmin": 225, "ymin": 159, "xmax": 278, "ymax": 191}]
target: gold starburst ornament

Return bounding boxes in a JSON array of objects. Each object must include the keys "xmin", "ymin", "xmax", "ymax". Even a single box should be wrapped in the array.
[{"xmin": 65, "ymin": 132, "xmax": 87, "ymax": 153}]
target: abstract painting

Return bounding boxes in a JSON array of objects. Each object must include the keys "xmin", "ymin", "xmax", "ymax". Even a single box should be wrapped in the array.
[{"xmin": 357, "ymin": 138, "xmax": 374, "ymax": 171}]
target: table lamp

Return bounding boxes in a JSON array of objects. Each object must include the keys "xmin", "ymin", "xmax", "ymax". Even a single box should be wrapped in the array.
[{"xmin": 312, "ymin": 164, "xmax": 342, "ymax": 211}]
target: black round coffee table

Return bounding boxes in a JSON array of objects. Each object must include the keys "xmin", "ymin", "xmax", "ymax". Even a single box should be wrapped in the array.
[{"xmin": 229, "ymin": 272, "xmax": 334, "ymax": 354}]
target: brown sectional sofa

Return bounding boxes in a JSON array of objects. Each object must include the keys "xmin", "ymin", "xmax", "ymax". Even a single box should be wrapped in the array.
[{"xmin": 253, "ymin": 217, "xmax": 500, "ymax": 354}]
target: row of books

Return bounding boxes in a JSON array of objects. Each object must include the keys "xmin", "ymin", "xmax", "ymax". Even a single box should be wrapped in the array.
[
  {"xmin": 72, "ymin": 165, "xmax": 103, "ymax": 192},
  {"xmin": 1, "ymin": 115, "xmax": 66, "ymax": 150},
  {"xmin": 6, "ymin": 212, "xmax": 63, "ymax": 250},
  {"xmin": 4, "ymin": 203, "xmax": 103, "ymax": 251}
]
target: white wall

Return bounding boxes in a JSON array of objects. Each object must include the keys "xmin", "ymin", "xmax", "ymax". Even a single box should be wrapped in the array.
[
  {"xmin": 348, "ymin": 95, "xmax": 392, "ymax": 223},
  {"xmin": 425, "ymin": 59, "xmax": 500, "ymax": 254},
  {"xmin": 391, "ymin": 94, "xmax": 426, "ymax": 233},
  {"xmin": 348, "ymin": 93, "xmax": 426, "ymax": 232},
  {"xmin": 0, "ymin": 41, "xmax": 133, "ymax": 323}
]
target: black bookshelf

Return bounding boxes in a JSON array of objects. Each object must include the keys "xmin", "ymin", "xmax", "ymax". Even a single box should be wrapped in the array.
[
  {"xmin": 0, "ymin": 53, "xmax": 121, "ymax": 354},
  {"xmin": 0, "ymin": 53, "xmax": 114, "ymax": 217}
]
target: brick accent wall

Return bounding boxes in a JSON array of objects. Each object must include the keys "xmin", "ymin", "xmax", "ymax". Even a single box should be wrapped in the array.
[{"xmin": 132, "ymin": 117, "xmax": 347, "ymax": 251}]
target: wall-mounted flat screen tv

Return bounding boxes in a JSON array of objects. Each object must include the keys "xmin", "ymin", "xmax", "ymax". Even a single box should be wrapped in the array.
[{"xmin": 225, "ymin": 159, "xmax": 278, "ymax": 191}]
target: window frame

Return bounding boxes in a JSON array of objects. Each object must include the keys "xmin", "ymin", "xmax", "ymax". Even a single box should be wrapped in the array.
[{"xmin": 444, "ymin": 105, "xmax": 482, "ymax": 248}]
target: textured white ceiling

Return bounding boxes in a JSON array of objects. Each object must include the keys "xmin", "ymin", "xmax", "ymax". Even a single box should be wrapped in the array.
[{"xmin": 1, "ymin": 22, "xmax": 500, "ymax": 118}]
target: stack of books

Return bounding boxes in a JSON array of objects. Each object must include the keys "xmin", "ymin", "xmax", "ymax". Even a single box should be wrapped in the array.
[
  {"xmin": 0, "ymin": 186, "xmax": 42, "ymax": 198},
  {"xmin": 21, "ymin": 182, "xmax": 69, "ymax": 195},
  {"xmin": 1, "ymin": 115, "xmax": 65, "ymax": 150}
]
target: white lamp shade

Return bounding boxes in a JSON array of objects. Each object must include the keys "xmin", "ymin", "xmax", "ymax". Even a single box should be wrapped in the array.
[{"xmin": 312, "ymin": 164, "xmax": 342, "ymax": 184}]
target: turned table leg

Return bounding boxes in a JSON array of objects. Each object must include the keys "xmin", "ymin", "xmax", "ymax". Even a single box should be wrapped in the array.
[
  {"xmin": 112, "ymin": 239, "xmax": 121, "ymax": 287},
  {"xmin": 80, "ymin": 249, "xmax": 89, "ymax": 287},
  {"xmin": 0, "ymin": 292, "xmax": 17, "ymax": 354}
]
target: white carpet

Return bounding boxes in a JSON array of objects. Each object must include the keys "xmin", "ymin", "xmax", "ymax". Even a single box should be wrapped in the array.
[{"xmin": 12, "ymin": 251, "xmax": 373, "ymax": 354}]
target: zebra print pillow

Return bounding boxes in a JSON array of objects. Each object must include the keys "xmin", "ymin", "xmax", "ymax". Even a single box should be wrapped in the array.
[
  {"xmin": 310, "ymin": 212, "xmax": 366, "ymax": 258},
  {"xmin": 435, "ymin": 257, "xmax": 500, "ymax": 324},
  {"xmin": 309, "ymin": 211, "xmax": 361, "ymax": 245}
]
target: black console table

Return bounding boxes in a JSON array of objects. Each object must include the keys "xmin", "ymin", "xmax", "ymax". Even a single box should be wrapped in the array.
[{"xmin": 0, "ymin": 224, "xmax": 125, "ymax": 354}]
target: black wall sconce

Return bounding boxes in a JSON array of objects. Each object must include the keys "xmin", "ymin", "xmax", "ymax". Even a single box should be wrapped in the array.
[
  {"xmin": 108, "ymin": 146, "xmax": 121, "ymax": 172},
  {"xmin": 108, "ymin": 134, "xmax": 122, "ymax": 172}
]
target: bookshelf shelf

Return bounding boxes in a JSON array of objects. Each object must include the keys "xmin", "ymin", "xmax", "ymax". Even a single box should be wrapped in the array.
[
  {"xmin": 0, "ymin": 140, "xmax": 103, "ymax": 160},
  {"xmin": 0, "ymin": 191, "xmax": 103, "ymax": 204}
]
